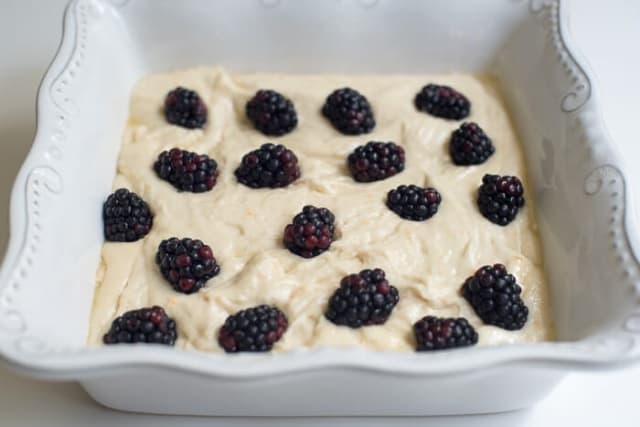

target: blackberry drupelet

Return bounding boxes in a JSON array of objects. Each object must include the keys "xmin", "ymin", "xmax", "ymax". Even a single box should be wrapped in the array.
[
  {"xmin": 164, "ymin": 87, "xmax": 207, "ymax": 129},
  {"xmin": 322, "ymin": 87, "xmax": 375, "ymax": 135},
  {"xmin": 283, "ymin": 205, "xmax": 335, "ymax": 258},
  {"xmin": 347, "ymin": 141, "xmax": 405, "ymax": 183},
  {"xmin": 461, "ymin": 264, "xmax": 529, "ymax": 330},
  {"xmin": 449, "ymin": 122, "xmax": 495, "ymax": 165},
  {"xmin": 325, "ymin": 268, "xmax": 400, "ymax": 328},
  {"xmin": 218, "ymin": 305, "xmax": 288, "ymax": 352},
  {"xmin": 414, "ymin": 84, "xmax": 470, "ymax": 120},
  {"xmin": 386, "ymin": 184, "xmax": 442, "ymax": 221},
  {"xmin": 103, "ymin": 306, "xmax": 177, "ymax": 345},
  {"xmin": 246, "ymin": 89, "xmax": 298, "ymax": 136},
  {"xmin": 155, "ymin": 237, "xmax": 221, "ymax": 294},
  {"xmin": 477, "ymin": 174, "xmax": 525, "ymax": 226},
  {"xmin": 154, "ymin": 148, "xmax": 219, "ymax": 193},
  {"xmin": 235, "ymin": 143, "xmax": 301, "ymax": 188},
  {"xmin": 413, "ymin": 316, "xmax": 478, "ymax": 351},
  {"xmin": 103, "ymin": 188, "xmax": 153, "ymax": 242}
]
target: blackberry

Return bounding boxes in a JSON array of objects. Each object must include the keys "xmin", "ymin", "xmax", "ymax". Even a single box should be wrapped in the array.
[
  {"xmin": 235, "ymin": 143, "xmax": 301, "ymax": 188},
  {"xmin": 155, "ymin": 237, "xmax": 221, "ymax": 294},
  {"xmin": 283, "ymin": 205, "xmax": 336, "ymax": 258},
  {"xmin": 449, "ymin": 122, "xmax": 495, "ymax": 165},
  {"xmin": 461, "ymin": 264, "xmax": 529, "ymax": 330},
  {"xmin": 218, "ymin": 305, "xmax": 288, "ymax": 352},
  {"xmin": 154, "ymin": 148, "xmax": 219, "ymax": 193},
  {"xmin": 347, "ymin": 141, "xmax": 405, "ymax": 183},
  {"xmin": 164, "ymin": 87, "xmax": 207, "ymax": 129},
  {"xmin": 322, "ymin": 87, "xmax": 375, "ymax": 135},
  {"xmin": 477, "ymin": 174, "xmax": 525, "ymax": 226},
  {"xmin": 414, "ymin": 84, "xmax": 470, "ymax": 120},
  {"xmin": 325, "ymin": 268, "xmax": 400, "ymax": 328},
  {"xmin": 413, "ymin": 316, "xmax": 478, "ymax": 351},
  {"xmin": 386, "ymin": 185, "xmax": 442, "ymax": 221},
  {"xmin": 246, "ymin": 89, "xmax": 298, "ymax": 136},
  {"xmin": 103, "ymin": 188, "xmax": 153, "ymax": 242},
  {"xmin": 103, "ymin": 306, "xmax": 177, "ymax": 346}
]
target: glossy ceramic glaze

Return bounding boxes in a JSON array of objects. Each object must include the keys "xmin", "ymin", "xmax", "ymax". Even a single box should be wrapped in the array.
[{"xmin": 0, "ymin": 0, "xmax": 639, "ymax": 415}]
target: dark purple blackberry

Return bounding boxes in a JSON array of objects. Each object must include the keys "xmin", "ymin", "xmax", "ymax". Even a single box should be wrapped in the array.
[
  {"xmin": 414, "ymin": 84, "xmax": 470, "ymax": 120},
  {"xmin": 477, "ymin": 174, "xmax": 525, "ymax": 226},
  {"xmin": 235, "ymin": 143, "xmax": 301, "ymax": 189},
  {"xmin": 322, "ymin": 87, "xmax": 375, "ymax": 135},
  {"xmin": 103, "ymin": 188, "xmax": 153, "ymax": 242},
  {"xmin": 347, "ymin": 141, "xmax": 405, "ymax": 183},
  {"xmin": 413, "ymin": 316, "xmax": 478, "ymax": 351},
  {"xmin": 462, "ymin": 264, "xmax": 529, "ymax": 330},
  {"xmin": 155, "ymin": 237, "xmax": 220, "ymax": 294},
  {"xmin": 164, "ymin": 87, "xmax": 207, "ymax": 129},
  {"xmin": 103, "ymin": 306, "xmax": 177, "ymax": 346},
  {"xmin": 154, "ymin": 148, "xmax": 219, "ymax": 193},
  {"xmin": 325, "ymin": 269, "xmax": 400, "ymax": 328},
  {"xmin": 283, "ymin": 205, "xmax": 335, "ymax": 258},
  {"xmin": 449, "ymin": 122, "xmax": 495, "ymax": 165},
  {"xmin": 218, "ymin": 305, "xmax": 288, "ymax": 352},
  {"xmin": 246, "ymin": 89, "xmax": 298, "ymax": 136},
  {"xmin": 386, "ymin": 185, "xmax": 442, "ymax": 221}
]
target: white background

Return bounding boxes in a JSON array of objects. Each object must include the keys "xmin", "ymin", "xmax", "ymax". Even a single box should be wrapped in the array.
[{"xmin": 1, "ymin": 0, "xmax": 639, "ymax": 426}]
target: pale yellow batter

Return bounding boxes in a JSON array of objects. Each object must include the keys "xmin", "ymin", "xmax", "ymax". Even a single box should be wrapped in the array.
[{"xmin": 88, "ymin": 67, "xmax": 554, "ymax": 352}]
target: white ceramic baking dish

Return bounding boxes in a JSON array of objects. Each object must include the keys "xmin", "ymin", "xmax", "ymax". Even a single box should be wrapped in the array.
[{"xmin": 1, "ymin": 0, "xmax": 639, "ymax": 416}]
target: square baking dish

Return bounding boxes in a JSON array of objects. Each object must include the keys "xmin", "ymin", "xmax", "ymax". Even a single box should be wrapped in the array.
[{"xmin": 1, "ymin": 0, "xmax": 640, "ymax": 416}]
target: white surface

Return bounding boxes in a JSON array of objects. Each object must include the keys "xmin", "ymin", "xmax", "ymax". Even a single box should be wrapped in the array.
[
  {"xmin": 0, "ymin": 0, "xmax": 639, "ymax": 425},
  {"xmin": 2, "ymin": 0, "xmax": 625, "ymax": 416}
]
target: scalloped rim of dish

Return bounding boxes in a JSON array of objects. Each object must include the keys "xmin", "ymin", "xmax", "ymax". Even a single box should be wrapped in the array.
[{"xmin": 1, "ymin": 0, "xmax": 640, "ymax": 380}]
